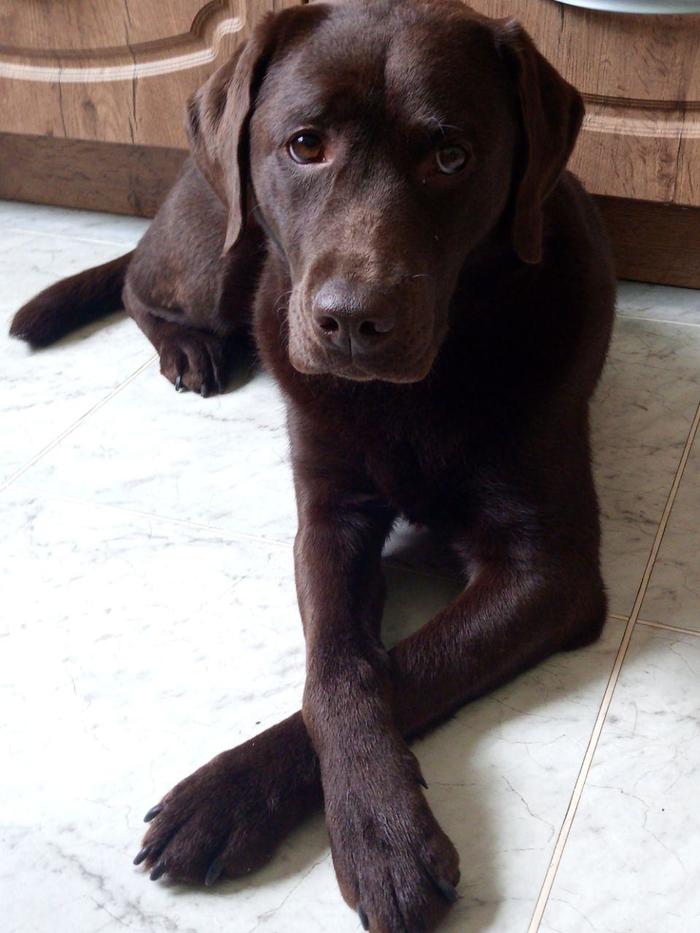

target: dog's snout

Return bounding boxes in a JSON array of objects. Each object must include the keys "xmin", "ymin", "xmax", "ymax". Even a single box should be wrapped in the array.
[{"xmin": 312, "ymin": 280, "xmax": 396, "ymax": 356}]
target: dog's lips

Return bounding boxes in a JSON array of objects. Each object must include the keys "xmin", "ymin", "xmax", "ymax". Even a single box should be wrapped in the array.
[{"xmin": 289, "ymin": 347, "xmax": 437, "ymax": 384}]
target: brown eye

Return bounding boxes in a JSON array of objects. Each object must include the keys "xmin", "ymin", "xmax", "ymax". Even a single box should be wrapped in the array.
[
  {"xmin": 435, "ymin": 144, "xmax": 469, "ymax": 175},
  {"xmin": 288, "ymin": 132, "xmax": 325, "ymax": 164}
]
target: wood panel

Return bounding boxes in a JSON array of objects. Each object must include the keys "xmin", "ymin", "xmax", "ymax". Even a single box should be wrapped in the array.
[
  {"xmin": 0, "ymin": 133, "xmax": 187, "ymax": 217},
  {"xmin": 595, "ymin": 195, "xmax": 700, "ymax": 288},
  {"xmin": 0, "ymin": 0, "xmax": 300, "ymax": 149},
  {"xmin": 467, "ymin": 0, "xmax": 700, "ymax": 207}
]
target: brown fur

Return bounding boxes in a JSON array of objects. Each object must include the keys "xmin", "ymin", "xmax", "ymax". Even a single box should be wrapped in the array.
[{"xmin": 11, "ymin": 2, "xmax": 614, "ymax": 930}]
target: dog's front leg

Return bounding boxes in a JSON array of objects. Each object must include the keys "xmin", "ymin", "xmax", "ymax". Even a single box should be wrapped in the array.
[{"xmin": 294, "ymin": 487, "xmax": 460, "ymax": 933}]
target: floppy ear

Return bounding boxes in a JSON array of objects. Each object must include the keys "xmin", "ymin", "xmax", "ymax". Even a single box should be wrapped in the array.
[
  {"xmin": 186, "ymin": 6, "xmax": 327, "ymax": 254},
  {"xmin": 186, "ymin": 44, "xmax": 251, "ymax": 253},
  {"xmin": 496, "ymin": 21, "xmax": 584, "ymax": 265}
]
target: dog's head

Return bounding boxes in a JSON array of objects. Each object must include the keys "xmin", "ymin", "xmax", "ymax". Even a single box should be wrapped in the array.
[{"xmin": 187, "ymin": 0, "xmax": 583, "ymax": 383}]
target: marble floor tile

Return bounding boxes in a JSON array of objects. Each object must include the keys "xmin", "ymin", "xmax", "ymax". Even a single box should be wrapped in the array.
[
  {"xmin": 0, "ymin": 487, "xmax": 306, "ymax": 933},
  {"xmin": 593, "ymin": 317, "xmax": 700, "ymax": 616},
  {"xmin": 617, "ymin": 280, "xmax": 700, "ymax": 328},
  {"xmin": 0, "ymin": 199, "xmax": 150, "ymax": 246},
  {"xmin": 540, "ymin": 623, "xmax": 700, "ymax": 933},
  {"xmin": 18, "ymin": 359, "xmax": 298, "ymax": 542},
  {"xmin": 0, "ymin": 483, "xmax": 629, "ymax": 933},
  {"xmin": 641, "ymin": 424, "xmax": 700, "ymax": 631},
  {"xmin": 1, "ymin": 229, "xmax": 154, "ymax": 485}
]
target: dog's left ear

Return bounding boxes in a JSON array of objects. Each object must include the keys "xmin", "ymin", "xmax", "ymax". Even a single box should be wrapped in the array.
[
  {"xmin": 186, "ymin": 5, "xmax": 327, "ymax": 254},
  {"xmin": 495, "ymin": 20, "xmax": 584, "ymax": 265}
]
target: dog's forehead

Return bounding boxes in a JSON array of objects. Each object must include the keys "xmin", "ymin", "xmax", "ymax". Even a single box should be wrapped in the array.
[
  {"xmin": 262, "ymin": 5, "xmax": 503, "ymax": 132},
  {"xmin": 383, "ymin": 18, "xmax": 503, "ymax": 125}
]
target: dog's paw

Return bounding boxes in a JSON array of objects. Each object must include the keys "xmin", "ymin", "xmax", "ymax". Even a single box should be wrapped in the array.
[
  {"xmin": 158, "ymin": 331, "xmax": 228, "ymax": 397},
  {"xmin": 326, "ymin": 760, "xmax": 460, "ymax": 932},
  {"xmin": 134, "ymin": 715, "xmax": 320, "ymax": 884}
]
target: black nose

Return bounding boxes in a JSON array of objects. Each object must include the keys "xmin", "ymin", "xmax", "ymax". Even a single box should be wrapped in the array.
[{"xmin": 312, "ymin": 279, "xmax": 396, "ymax": 357}]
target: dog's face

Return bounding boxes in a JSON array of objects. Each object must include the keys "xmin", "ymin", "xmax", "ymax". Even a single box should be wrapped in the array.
[
  {"xmin": 249, "ymin": 6, "xmax": 518, "ymax": 382},
  {"xmin": 188, "ymin": 0, "xmax": 583, "ymax": 383}
]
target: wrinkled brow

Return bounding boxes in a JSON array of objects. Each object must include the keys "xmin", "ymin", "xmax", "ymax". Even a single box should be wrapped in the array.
[
  {"xmin": 267, "ymin": 88, "xmax": 469, "ymax": 147},
  {"xmin": 266, "ymin": 84, "xmax": 386, "ymax": 138},
  {"xmin": 409, "ymin": 119, "xmax": 466, "ymax": 142}
]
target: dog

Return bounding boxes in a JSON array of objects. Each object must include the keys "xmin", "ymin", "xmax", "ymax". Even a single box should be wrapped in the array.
[{"xmin": 11, "ymin": 1, "xmax": 615, "ymax": 929}]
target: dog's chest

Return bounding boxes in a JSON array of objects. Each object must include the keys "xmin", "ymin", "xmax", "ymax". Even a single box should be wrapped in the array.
[{"xmin": 362, "ymin": 419, "xmax": 473, "ymax": 526}]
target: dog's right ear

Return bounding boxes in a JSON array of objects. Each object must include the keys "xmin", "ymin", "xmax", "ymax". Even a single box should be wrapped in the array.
[{"xmin": 186, "ymin": 5, "xmax": 327, "ymax": 254}]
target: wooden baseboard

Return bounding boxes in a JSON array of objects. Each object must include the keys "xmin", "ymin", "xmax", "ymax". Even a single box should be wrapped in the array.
[
  {"xmin": 1, "ymin": 135, "xmax": 698, "ymax": 290},
  {"xmin": 0, "ymin": 133, "xmax": 187, "ymax": 218},
  {"xmin": 595, "ymin": 196, "xmax": 700, "ymax": 290}
]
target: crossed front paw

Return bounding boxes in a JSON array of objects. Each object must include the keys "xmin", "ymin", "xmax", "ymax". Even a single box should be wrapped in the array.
[
  {"xmin": 134, "ymin": 716, "xmax": 319, "ymax": 884},
  {"xmin": 323, "ymin": 742, "xmax": 460, "ymax": 932}
]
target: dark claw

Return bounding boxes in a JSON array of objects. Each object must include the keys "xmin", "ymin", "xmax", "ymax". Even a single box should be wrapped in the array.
[
  {"xmin": 435, "ymin": 879, "xmax": 459, "ymax": 904},
  {"xmin": 143, "ymin": 804, "xmax": 163, "ymax": 822},
  {"xmin": 200, "ymin": 383, "xmax": 209, "ymax": 398},
  {"xmin": 358, "ymin": 906, "xmax": 369, "ymax": 931},
  {"xmin": 149, "ymin": 861, "xmax": 167, "ymax": 882},
  {"xmin": 418, "ymin": 775, "xmax": 429, "ymax": 789},
  {"xmin": 133, "ymin": 846, "xmax": 151, "ymax": 866},
  {"xmin": 204, "ymin": 856, "xmax": 226, "ymax": 887},
  {"xmin": 175, "ymin": 375, "xmax": 184, "ymax": 392}
]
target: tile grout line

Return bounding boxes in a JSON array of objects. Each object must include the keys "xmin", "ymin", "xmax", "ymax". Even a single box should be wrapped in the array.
[
  {"xmin": 636, "ymin": 618, "xmax": 700, "ymax": 639},
  {"xmin": 0, "ymin": 354, "xmax": 157, "ymax": 494},
  {"xmin": 618, "ymin": 313, "xmax": 700, "ymax": 330},
  {"xmin": 3, "ymin": 224, "xmax": 146, "ymax": 250},
  {"xmin": 11, "ymin": 481, "xmax": 295, "ymax": 552},
  {"xmin": 528, "ymin": 394, "xmax": 700, "ymax": 932}
]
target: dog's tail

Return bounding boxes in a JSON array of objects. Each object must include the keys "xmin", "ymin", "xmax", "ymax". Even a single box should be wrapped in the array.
[{"xmin": 9, "ymin": 250, "xmax": 134, "ymax": 347}]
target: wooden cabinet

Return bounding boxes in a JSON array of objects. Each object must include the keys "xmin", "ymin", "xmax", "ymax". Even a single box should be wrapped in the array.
[
  {"xmin": 0, "ymin": 0, "xmax": 299, "ymax": 214},
  {"xmin": 0, "ymin": 0, "xmax": 299, "ymax": 148}
]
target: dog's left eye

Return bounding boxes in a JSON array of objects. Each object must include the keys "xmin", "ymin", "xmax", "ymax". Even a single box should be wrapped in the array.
[
  {"xmin": 288, "ymin": 132, "xmax": 325, "ymax": 164},
  {"xmin": 435, "ymin": 145, "xmax": 469, "ymax": 175}
]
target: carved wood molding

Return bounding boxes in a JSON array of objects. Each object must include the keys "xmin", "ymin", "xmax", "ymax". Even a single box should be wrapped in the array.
[
  {"xmin": 582, "ymin": 92, "xmax": 700, "ymax": 112},
  {"xmin": 583, "ymin": 108, "xmax": 700, "ymax": 139},
  {"xmin": 0, "ymin": 1, "xmax": 245, "ymax": 82}
]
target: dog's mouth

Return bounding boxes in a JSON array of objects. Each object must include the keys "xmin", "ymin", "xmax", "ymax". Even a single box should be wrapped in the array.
[
  {"xmin": 290, "ymin": 354, "xmax": 435, "ymax": 384},
  {"xmin": 291, "ymin": 328, "xmax": 438, "ymax": 383}
]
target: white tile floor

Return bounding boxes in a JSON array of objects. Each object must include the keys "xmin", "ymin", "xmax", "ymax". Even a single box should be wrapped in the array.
[{"xmin": 1, "ymin": 200, "xmax": 699, "ymax": 933}]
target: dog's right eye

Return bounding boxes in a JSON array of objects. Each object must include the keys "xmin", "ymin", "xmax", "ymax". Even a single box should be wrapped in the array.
[{"xmin": 287, "ymin": 132, "xmax": 325, "ymax": 164}]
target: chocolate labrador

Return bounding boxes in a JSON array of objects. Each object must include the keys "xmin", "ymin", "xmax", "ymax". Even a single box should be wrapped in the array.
[{"xmin": 11, "ymin": 0, "xmax": 615, "ymax": 929}]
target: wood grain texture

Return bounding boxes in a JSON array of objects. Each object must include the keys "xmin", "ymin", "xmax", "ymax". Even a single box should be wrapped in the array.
[
  {"xmin": 467, "ymin": 0, "xmax": 700, "ymax": 206},
  {"xmin": 595, "ymin": 195, "xmax": 700, "ymax": 288},
  {"xmin": 0, "ymin": 133, "xmax": 187, "ymax": 217},
  {"xmin": 0, "ymin": 0, "xmax": 300, "ymax": 148}
]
